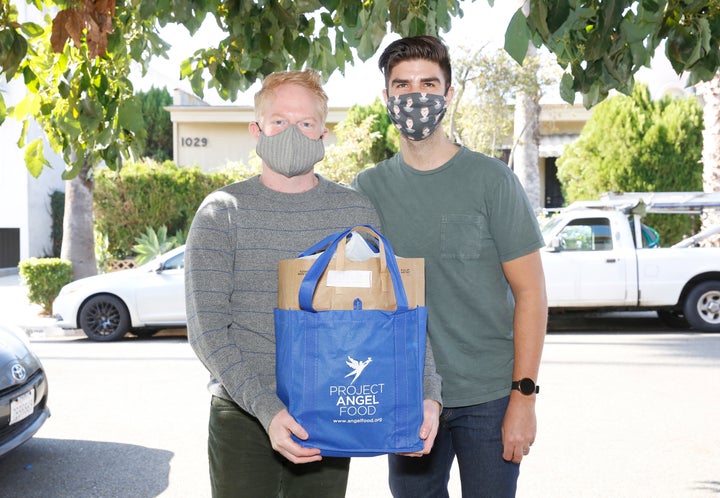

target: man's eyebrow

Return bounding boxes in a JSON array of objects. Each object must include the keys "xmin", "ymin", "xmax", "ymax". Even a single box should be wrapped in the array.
[{"xmin": 389, "ymin": 76, "xmax": 441, "ymax": 85}]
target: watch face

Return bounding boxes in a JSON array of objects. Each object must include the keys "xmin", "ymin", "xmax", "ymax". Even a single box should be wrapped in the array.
[{"xmin": 519, "ymin": 378, "xmax": 536, "ymax": 395}]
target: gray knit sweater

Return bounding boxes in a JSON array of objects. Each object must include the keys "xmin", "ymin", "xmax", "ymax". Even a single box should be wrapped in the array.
[{"xmin": 185, "ymin": 175, "xmax": 441, "ymax": 432}]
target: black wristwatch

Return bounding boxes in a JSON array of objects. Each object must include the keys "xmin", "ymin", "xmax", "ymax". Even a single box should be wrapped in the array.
[{"xmin": 511, "ymin": 378, "xmax": 539, "ymax": 395}]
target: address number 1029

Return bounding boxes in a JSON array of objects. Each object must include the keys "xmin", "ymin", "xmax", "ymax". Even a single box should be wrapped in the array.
[{"xmin": 181, "ymin": 137, "xmax": 208, "ymax": 147}]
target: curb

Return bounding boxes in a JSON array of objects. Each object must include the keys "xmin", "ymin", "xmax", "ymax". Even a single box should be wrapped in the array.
[{"xmin": 15, "ymin": 317, "xmax": 84, "ymax": 339}]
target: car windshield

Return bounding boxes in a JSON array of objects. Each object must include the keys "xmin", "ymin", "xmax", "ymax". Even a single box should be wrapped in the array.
[{"xmin": 539, "ymin": 215, "xmax": 564, "ymax": 244}]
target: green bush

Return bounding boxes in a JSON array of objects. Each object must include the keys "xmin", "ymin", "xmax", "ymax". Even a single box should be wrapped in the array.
[
  {"xmin": 557, "ymin": 84, "xmax": 703, "ymax": 245},
  {"xmin": 18, "ymin": 258, "xmax": 73, "ymax": 315},
  {"xmin": 94, "ymin": 159, "xmax": 248, "ymax": 259}
]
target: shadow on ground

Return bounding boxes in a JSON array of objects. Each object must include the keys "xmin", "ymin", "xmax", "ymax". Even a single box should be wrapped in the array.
[
  {"xmin": 548, "ymin": 311, "xmax": 675, "ymax": 333},
  {"xmin": 0, "ymin": 438, "xmax": 173, "ymax": 497}
]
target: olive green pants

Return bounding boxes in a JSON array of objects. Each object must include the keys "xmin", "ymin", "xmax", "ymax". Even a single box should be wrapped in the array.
[{"xmin": 208, "ymin": 395, "xmax": 350, "ymax": 498}]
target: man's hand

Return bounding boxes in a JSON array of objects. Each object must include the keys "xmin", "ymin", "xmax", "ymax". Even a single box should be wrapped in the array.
[
  {"xmin": 268, "ymin": 409, "xmax": 322, "ymax": 464},
  {"xmin": 399, "ymin": 399, "xmax": 441, "ymax": 457},
  {"xmin": 501, "ymin": 393, "xmax": 537, "ymax": 463}
]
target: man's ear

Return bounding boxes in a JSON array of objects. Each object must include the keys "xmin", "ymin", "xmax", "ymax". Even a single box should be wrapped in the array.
[
  {"xmin": 321, "ymin": 127, "xmax": 329, "ymax": 140},
  {"xmin": 249, "ymin": 121, "xmax": 261, "ymax": 139},
  {"xmin": 382, "ymin": 88, "xmax": 388, "ymax": 105},
  {"xmin": 445, "ymin": 86, "xmax": 455, "ymax": 105}
]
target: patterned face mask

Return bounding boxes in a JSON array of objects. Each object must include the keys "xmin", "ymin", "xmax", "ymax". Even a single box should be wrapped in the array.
[
  {"xmin": 256, "ymin": 124, "xmax": 325, "ymax": 178},
  {"xmin": 386, "ymin": 92, "xmax": 447, "ymax": 141}
]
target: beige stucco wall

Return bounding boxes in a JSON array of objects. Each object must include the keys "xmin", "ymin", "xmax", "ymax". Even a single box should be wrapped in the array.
[
  {"xmin": 175, "ymin": 121, "xmax": 254, "ymax": 170},
  {"xmin": 167, "ymin": 93, "xmax": 343, "ymax": 172}
]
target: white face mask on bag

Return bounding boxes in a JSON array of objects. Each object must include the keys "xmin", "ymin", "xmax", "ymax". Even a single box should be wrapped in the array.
[{"xmin": 255, "ymin": 124, "xmax": 325, "ymax": 178}]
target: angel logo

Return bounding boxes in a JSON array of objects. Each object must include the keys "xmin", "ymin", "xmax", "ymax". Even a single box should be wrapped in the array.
[{"xmin": 344, "ymin": 356, "xmax": 372, "ymax": 384}]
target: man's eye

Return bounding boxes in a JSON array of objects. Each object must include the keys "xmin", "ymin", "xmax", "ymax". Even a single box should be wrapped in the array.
[
  {"xmin": 272, "ymin": 119, "xmax": 286, "ymax": 126},
  {"xmin": 299, "ymin": 122, "xmax": 314, "ymax": 129}
]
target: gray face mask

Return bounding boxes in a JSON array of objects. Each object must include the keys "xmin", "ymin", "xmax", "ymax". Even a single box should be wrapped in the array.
[{"xmin": 256, "ymin": 124, "xmax": 325, "ymax": 178}]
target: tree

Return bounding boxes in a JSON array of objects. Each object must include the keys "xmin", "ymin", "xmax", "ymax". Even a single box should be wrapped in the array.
[
  {"xmin": 512, "ymin": 45, "xmax": 543, "ymax": 209},
  {"xmin": 344, "ymin": 98, "xmax": 399, "ymax": 164},
  {"xmin": 557, "ymin": 83, "xmax": 704, "ymax": 244},
  {"xmin": 507, "ymin": 1, "xmax": 720, "ymax": 109},
  {"xmin": 316, "ymin": 115, "xmax": 381, "ymax": 185},
  {"xmin": 448, "ymin": 44, "xmax": 559, "ymax": 208},
  {"xmin": 695, "ymin": 75, "xmax": 720, "ymax": 244},
  {"xmin": 448, "ymin": 46, "xmax": 518, "ymax": 156},
  {"xmin": 136, "ymin": 86, "xmax": 173, "ymax": 162},
  {"xmin": 507, "ymin": 2, "xmax": 720, "ymax": 223}
]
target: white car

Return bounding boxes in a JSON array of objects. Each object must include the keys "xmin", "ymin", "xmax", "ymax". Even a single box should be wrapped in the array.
[{"xmin": 52, "ymin": 246, "xmax": 186, "ymax": 341}]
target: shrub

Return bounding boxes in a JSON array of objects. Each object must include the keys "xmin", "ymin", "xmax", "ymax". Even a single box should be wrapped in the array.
[
  {"xmin": 94, "ymin": 159, "xmax": 246, "ymax": 259},
  {"xmin": 18, "ymin": 258, "xmax": 73, "ymax": 315},
  {"xmin": 557, "ymin": 84, "xmax": 703, "ymax": 245}
]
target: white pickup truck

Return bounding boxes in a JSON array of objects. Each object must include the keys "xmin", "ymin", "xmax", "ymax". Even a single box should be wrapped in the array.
[{"xmin": 540, "ymin": 192, "xmax": 720, "ymax": 332}]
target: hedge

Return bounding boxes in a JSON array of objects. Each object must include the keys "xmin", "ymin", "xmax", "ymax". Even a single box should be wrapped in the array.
[{"xmin": 94, "ymin": 160, "xmax": 251, "ymax": 259}]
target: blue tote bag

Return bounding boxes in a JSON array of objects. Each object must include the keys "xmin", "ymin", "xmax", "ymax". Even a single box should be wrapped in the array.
[{"xmin": 274, "ymin": 225, "xmax": 427, "ymax": 457}]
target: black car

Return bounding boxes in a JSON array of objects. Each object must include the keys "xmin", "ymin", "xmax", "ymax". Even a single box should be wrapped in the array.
[{"xmin": 0, "ymin": 324, "xmax": 50, "ymax": 456}]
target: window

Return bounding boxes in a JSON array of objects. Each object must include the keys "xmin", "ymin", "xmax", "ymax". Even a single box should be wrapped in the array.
[
  {"xmin": 557, "ymin": 218, "xmax": 613, "ymax": 251},
  {"xmin": 162, "ymin": 252, "xmax": 185, "ymax": 270}
]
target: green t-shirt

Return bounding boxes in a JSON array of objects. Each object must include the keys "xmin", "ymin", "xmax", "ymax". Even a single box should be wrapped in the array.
[{"xmin": 353, "ymin": 147, "xmax": 544, "ymax": 407}]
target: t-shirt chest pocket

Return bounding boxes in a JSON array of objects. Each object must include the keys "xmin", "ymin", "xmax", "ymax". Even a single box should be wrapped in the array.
[{"xmin": 440, "ymin": 214, "xmax": 492, "ymax": 259}]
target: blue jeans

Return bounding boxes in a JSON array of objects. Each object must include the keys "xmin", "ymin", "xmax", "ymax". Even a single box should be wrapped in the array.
[{"xmin": 388, "ymin": 396, "xmax": 519, "ymax": 498}]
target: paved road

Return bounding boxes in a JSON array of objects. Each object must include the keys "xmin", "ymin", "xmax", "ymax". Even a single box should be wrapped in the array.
[{"xmin": 1, "ymin": 273, "xmax": 718, "ymax": 497}]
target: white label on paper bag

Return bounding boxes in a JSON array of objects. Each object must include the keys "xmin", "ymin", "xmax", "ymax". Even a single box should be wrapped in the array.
[{"xmin": 326, "ymin": 270, "xmax": 372, "ymax": 288}]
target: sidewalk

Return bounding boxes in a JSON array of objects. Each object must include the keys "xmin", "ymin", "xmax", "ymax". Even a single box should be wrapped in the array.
[{"xmin": 0, "ymin": 270, "xmax": 79, "ymax": 337}]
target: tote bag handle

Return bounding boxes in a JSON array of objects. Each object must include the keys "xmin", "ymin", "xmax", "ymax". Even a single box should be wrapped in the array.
[{"xmin": 298, "ymin": 225, "xmax": 409, "ymax": 313}]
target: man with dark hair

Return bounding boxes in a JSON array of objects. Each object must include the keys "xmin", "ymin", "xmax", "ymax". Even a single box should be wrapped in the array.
[{"xmin": 353, "ymin": 36, "xmax": 548, "ymax": 498}]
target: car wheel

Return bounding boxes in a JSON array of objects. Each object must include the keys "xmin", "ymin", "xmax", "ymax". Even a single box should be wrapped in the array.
[
  {"xmin": 656, "ymin": 310, "xmax": 690, "ymax": 330},
  {"xmin": 79, "ymin": 295, "xmax": 131, "ymax": 341},
  {"xmin": 683, "ymin": 281, "xmax": 720, "ymax": 333}
]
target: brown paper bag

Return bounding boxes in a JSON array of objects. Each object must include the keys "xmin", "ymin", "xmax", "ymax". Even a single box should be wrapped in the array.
[{"xmin": 278, "ymin": 227, "xmax": 424, "ymax": 311}]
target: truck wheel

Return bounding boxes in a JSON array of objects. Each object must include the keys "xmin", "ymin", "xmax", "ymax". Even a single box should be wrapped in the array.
[{"xmin": 683, "ymin": 281, "xmax": 720, "ymax": 332}]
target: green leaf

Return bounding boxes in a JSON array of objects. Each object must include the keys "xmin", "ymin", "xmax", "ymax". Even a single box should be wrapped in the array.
[
  {"xmin": 118, "ymin": 97, "xmax": 145, "ymax": 133},
  {"xmin": 321, "ymin": 12, "xmax": 334, "ymax": 27},
  {"xmin": 292, "ymin": 36, "xmax": 310, "ymax": 65},
  {"xmin": 19, "ymin": 22, "xmax": 44, "ymax": 38},
  {"xmin": 505, "ymin": 10, "xmax": 531, "ymax": 65},
  {"xmin": 24, "ymin": 139, "xmax": 50, "ymax": 178},
  {"xmin": 57, "ymin": 116, "xmax": 82, "ymax": 139},
  {"xmin": 2, "ymin": 31, "xmax": 28, "ymax": 80},
  {"xmin": 559, "ymin": 72, "xmax": 576, "ymax": 104},
  {"xmin": 58, "ymin": 80, "xmax": 70, "ymax": 98},
  {"xmin": 0, "ymin": 93, "xmax": 5, "ymax": 126}
]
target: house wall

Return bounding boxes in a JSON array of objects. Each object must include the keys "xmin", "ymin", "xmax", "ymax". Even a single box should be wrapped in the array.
[
  {"xmin": 0, "ymin": 79, "xmax": 65, "ymax": 269},
  {"xmin": 167, "ymin": 90, "xmax": 342, "ymax": 171}
]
